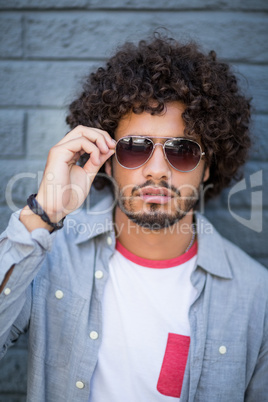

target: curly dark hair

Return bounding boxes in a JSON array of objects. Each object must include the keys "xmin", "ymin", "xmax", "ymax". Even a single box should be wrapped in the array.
[{"xmin": 66, "ymin": 34, "xmax": 251, "ymax": 201}]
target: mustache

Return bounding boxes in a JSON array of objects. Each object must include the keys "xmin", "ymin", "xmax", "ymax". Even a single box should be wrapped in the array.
[{"xmin": 131, "ymin": 180, "xmax": 181, "ymax": 197}]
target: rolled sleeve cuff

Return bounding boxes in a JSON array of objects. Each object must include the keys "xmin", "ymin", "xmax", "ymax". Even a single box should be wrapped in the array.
[{"xmin": 6, "ymin": 210, "xmax": 56, "ymax": 252}]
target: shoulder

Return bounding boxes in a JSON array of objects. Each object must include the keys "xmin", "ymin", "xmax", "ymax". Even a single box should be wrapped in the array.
[
  {"xmin": 222, "ymin": 236, "xmax": 268, "ymax": 289},
  {"xmin": 196, "ymin": 213, "xmax": 268, "ymax": 290},
  {"xmin": 222, "ymin": 235, "xmax": 267, "ymax": 273}
]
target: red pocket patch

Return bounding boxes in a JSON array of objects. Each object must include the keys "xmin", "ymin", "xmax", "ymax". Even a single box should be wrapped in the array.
[{"xmin": 157, "ymin": 333, "xmax": 190, "ymax": 398}]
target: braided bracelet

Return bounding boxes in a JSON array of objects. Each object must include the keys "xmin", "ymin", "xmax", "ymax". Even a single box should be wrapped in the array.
[{"xmin": 27, "ymin": 194, "xmax": 65, "ymax": 231}]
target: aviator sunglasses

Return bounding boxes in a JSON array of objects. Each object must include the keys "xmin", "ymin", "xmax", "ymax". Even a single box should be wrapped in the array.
[{"xmin": 115, "ymin": 136, "xmax": 205, "ymax": 172}]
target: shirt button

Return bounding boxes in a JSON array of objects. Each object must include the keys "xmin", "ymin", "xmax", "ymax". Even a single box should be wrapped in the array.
[
  {"xmin": 89, "ymin": 331, "xmax": 99, "ymax": 340},
  {"xmin": 219, "ymin": 345, "xmax": 227, "ymax": 354},
  {"xmin": 107, "ymin": 235, "xmax": 112, "ymax": 246},
  {"xmin": 95, "ymin": 270, "xmax": 104, "ymax": 279},
  {"xmin": 55, "ymin": 290, "xmax": 64, "ymax": 299},
  {"xmin": 76, "ymin": 381, "xmax": 85, "ymax": 389},
  {"xmin": 4, "ymin": 288, "xmax": 11, "ymax": 296}
]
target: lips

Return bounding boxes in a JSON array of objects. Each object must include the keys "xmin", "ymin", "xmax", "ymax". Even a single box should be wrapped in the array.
[{"xmin": 138, "ymin": 186, "xmax": 173, "ymax": 204}]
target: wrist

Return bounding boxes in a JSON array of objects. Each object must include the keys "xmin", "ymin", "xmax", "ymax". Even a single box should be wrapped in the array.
[
  {"xmin": 20, "ymin": 206, "xmax": 55, "ymax": 233},
  {"xmin": 35, "ymin": 194, "xmax": 65, "ymax": 224},
  {"xmin": 26, "ymin": 194, "xmax": 65, "ymax": 232}
]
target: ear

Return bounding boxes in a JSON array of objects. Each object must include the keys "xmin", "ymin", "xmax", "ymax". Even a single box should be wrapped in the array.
[
  {"xmin": 105, "ymin": 158, "xmax": 112, "ymax": 177},
  {"xmin": 203, "ymin": 165, "xmax": 210, "ymax": 182}
]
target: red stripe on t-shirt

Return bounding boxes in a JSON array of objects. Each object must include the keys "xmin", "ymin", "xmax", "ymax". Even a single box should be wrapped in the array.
[
  {"xmin": 115, "ymin": 240, "xmax": 197, "ymax": 268},
  {"xmin": 157, "ymin": 333, "xmax": 190, "ymax": 398}
]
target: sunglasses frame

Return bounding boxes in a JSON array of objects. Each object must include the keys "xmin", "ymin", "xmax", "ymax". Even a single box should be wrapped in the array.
[{"xmin": 115, "ymin": 135, "xmax": 205, "ymax": 172}]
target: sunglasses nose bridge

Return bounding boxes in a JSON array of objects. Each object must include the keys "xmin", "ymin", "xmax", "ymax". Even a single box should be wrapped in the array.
[
  {"xmin": 154, "ymin": 142, "xmax": 164, "ymax": 148},
  {"xmin": 152, "ymin": 142, "xmax": 167, "ymax": 160}
]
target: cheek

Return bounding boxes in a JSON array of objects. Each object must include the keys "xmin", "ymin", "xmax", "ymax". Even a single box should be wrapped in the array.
[
  {"xmin": 172, "ymin": 170, "xmax": 204, "ymax": 195},
  {"xmin": 113, "ymin": 159, "xmax": 140, "ymax": 184},
  {"xmin": 112, "ymin": 163, "xmax": 135, "ymax": 192}
]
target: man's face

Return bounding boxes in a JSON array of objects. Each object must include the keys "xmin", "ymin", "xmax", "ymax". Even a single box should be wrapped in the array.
[{"xmin": 105, "ymin": 102, "xmax": 209, "ymax": 230}]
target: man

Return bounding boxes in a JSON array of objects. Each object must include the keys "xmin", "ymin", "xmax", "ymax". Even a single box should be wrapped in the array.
[{"xmin": 0, "ymin": 35, "xmax": 267, "ymax": 402}]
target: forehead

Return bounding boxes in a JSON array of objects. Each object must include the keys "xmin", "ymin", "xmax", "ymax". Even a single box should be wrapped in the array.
[{"xmin": 115, "ymin": 102, "xmax": 186, "ymax": 140}]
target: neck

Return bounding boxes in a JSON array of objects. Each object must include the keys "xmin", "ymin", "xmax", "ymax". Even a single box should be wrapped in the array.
[{"xmin": 114, "ymin": 207, "xmax": 195, "ymax": 260}]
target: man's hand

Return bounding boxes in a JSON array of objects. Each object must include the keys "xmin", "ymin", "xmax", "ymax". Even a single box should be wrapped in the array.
[{"xmin": 20, "ymin": 126, "xmax": 116, "ymax": 231}]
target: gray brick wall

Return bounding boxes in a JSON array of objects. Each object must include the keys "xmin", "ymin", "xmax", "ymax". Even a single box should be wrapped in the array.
[{"xmin": 0, "ymin": 1, "xmax": 267, "ymax": 399}]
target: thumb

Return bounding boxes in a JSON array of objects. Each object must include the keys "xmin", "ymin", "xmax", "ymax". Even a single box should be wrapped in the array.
[{"xmin": 83, "ymin": 148, "xmax": 115, "ymax": 177}]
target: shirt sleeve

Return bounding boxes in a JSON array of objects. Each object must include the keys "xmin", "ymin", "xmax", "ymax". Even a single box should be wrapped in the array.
[
  {"xmin": 0, "ymin": 211, "xmax": 56, "ymax": 359},
  {"xmin": 244, "ymin": 300, "xmax": 268, "ymax": 401}
]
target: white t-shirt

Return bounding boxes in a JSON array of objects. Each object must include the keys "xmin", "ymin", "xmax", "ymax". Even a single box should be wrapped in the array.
[{"xmin": 89, "ymin": 241, "xmax": 198, "ymax": 401}]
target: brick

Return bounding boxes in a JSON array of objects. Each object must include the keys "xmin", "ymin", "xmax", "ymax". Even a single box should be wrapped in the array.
[
  {"xmin": 0, "ymin": 0, "xmax": 87, "ymax": 8},
  {"xmin": 214, "ymin": 161, "xmax": 268, "ymax": 209},
  {"xmin": 0, "ymin": 205, "xmax": 12, "ymax": 234},
  {"xmin": 0, "ymin": 0, "xmax": 267, "ymax": 10},
  {"xmin": 0, "ymin": 61, "xmax": 267, "ymax": 113},
  {"xmin": 0, "ymin": 110, "xmax": 25, "ymax": 157},
  {"xmin": 27, "ymin": 109, "xmax": 69, "ymax": 157},
  {"xmin": 234, "ymin": 64, "xmax": 268, "ymax": 114},
  {"xmin": 258, "ymin": 257, "xmax": 268, "ymax": 269},
  {"xmin": 250, "ymin": 115, "xmax": 268, "ymax": 161},
  {"xmin": 0, "ymin": 160, "xmax": 45, "ymax": 208},
  {"xmin": 24, "ymin": 12, "xmax": 268, "ymax": 62},
  {"xmin": 204, "ymin": 207, "xmax": 268, "ymax": 259},
  {"xmin": 0, "ymin": 396, "xmax": 26, "ymax": 402},
  {"xmin": 0, "ymin": 61, "xmax": 95, "ymax": 107},
  {"xmin": 87, "ymin": 0, "xmax": 268, "ymax": 9},
  {"xmin": 0, "ymin": 15, "xmax": 23, "ymax": 58},
  {"xmin": 0, "ymin": 348, "xmax": 27, "ymax": 393}
]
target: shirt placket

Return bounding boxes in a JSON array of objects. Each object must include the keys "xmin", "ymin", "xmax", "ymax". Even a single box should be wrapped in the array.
[
  {"xmin": 180, "ymin": 266, "xmax": 209, "ymax": 402},
  {"xmin": 71, "ymin": 232, "xmax": 115, "ymax": 401}
]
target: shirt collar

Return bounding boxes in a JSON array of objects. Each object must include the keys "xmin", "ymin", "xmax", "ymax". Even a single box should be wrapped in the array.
[
  {"xmin": 195, "ymin": 213, "xmax": 233, "ymax": 279},
  {"xmin": 72, "ymin": 187, "xmax": 115, "ymax": 245}
]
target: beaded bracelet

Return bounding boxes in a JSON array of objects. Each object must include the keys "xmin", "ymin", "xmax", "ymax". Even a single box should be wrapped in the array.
[{"xmin": 27, "ymin": 194, "xmax": 65, "ymax": 231}]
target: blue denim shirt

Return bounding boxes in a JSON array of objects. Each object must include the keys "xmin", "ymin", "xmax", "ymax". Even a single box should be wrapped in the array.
[{"xmin": 0, "ymin": 188, "xmax": 267, "ymax": 402}]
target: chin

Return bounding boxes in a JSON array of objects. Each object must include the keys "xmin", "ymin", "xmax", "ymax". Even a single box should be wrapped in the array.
[{"xmin": 124, "ymin": 209, "xmax": 188, "ymax": 230}]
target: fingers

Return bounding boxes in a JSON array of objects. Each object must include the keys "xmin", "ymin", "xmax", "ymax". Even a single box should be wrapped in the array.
[
  {"xmin": 57, "ymin": 125, "xmax": 116, "ymax": 152},
  {"xmin": 49, "ymin": 136, "xmax": 114, "ymax": 167},
  {"xmin": 83, "ymin": 148, "xmax": 115, "ymax": 174},
  {"xmin": 35, "ymin": 126, "xmax": 116, "ymax": 220}
]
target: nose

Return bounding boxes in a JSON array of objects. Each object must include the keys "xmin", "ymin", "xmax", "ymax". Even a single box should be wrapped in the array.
[{"xmin": 142, "ymin": 143, "xmax": 171, "ymax": 181}]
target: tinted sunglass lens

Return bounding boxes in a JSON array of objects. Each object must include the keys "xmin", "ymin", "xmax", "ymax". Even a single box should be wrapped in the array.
[
  {"xmin": 165, "ymin": 139, "xmax": 201, "ymax": 171},
  {"xmin": 116, "ymin": 137, "xmax": 153, "ymax": 168}
]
